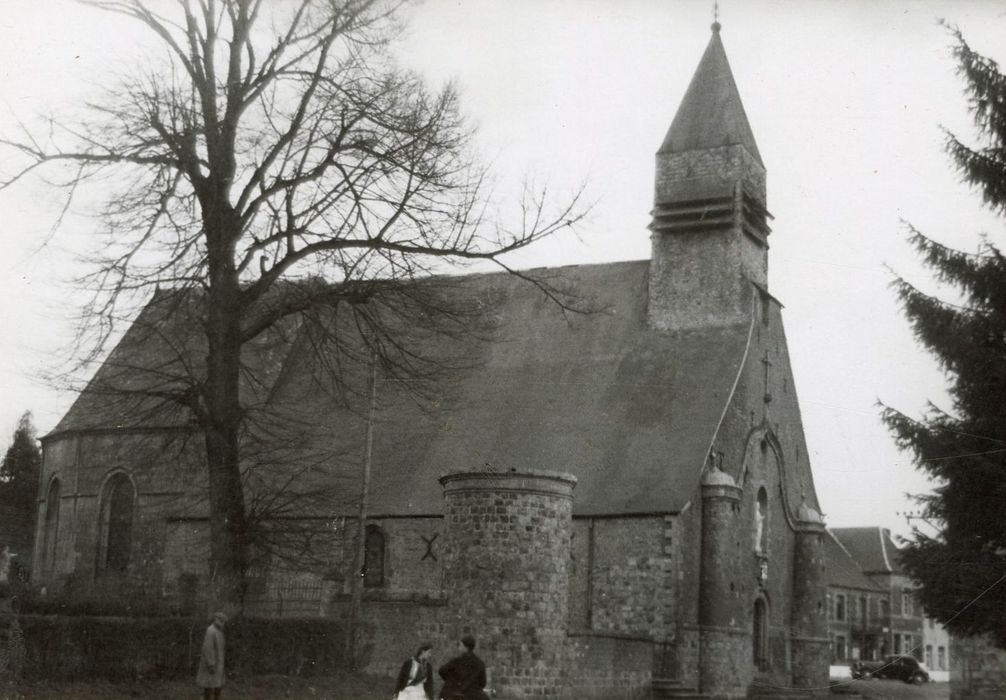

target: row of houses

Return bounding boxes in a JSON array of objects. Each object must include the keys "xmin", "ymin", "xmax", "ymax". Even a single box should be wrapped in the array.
[{"xmin": 825, "ymin": 526, "xmax": 951, "ymax": 678}]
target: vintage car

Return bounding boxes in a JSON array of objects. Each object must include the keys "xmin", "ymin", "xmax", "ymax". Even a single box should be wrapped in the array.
[{"xmin": 850, "ymin": 655, "xmax": 930, "ymax": 684}]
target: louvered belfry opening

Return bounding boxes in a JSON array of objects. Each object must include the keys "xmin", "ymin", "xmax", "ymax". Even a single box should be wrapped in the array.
[{"xmin": 650, "ymin": 184, "xmax": 772, "ymax": 244}]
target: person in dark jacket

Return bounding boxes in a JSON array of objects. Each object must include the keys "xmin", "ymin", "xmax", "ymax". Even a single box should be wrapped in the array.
[
  {"xmin": 394, "ymin": 642, "xmax": 435, "ymax": 700},
  {"xmin": 438, "ymin": 635, "xmax": 488, "ymax": 700}
]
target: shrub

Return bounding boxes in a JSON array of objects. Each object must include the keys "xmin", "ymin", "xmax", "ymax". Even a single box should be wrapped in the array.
[{"xmin": 17, "ymin": 615, "xmax": 343, "ymax": 682}]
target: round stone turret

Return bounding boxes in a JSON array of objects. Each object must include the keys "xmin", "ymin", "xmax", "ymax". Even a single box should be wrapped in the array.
[
  {"xmin": 440, "ymin": 469, "xmax": 576, "ymax": 699},
  {"xmin": 698, "ymin": 463, "xmax": 746, "ymax": 696},
  {"xmin": 790, "ymin": 503, "xmax": 830, "ymax": 691}
]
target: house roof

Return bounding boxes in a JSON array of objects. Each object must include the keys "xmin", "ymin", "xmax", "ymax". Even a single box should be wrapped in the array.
[
  {"xmin": 825, "ymin": 529, "xmax": 885, "ymax": 592},
  {"xmin": 658, "ymin": 23, "xmax": 763, "ymax": 165},
  {"xmin": 268, "ymin": 260, "xmax": 752, "ymax": 516},
  {"xmin": 830, "ymin": 526, "xmax": 903, "ymax": 575}
]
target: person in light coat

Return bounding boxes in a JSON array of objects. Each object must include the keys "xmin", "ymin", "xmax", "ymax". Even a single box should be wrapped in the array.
[
  {"xmin": 196, "ymin": 612, "xmax": 227, "ymax": 699},
  {"xmin": 394, "ymin": 642, "xmax": 435, "ymax": 700}
]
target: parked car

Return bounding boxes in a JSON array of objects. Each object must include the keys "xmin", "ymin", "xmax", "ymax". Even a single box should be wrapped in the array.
[{"xmin": 850, "ymin": 655, "xmax": 930, "ymax": 684}]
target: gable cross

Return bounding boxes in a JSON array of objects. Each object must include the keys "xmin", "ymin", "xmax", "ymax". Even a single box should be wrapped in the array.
[{"xmin": 761, "ymin": 349, "xmax": 774, "ymax": 412}]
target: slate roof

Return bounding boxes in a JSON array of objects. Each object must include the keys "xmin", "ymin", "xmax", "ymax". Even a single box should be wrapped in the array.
[
  {"xmin": 830, "ymin": 527, "xmax": 903, "ymax": 575},
  {"xmin": 825, "ymin": 529, "xmax": 885, "ymax": 592},
  {"xmin": 47, "ymin": 288, "xmax": 299, "ymax": 438},
  {"xmin": 658, "ymin": 23, "xmax": 763, "ymax": 165},
  {"xmin": 50, "ymin": 259, "xmax": 753, "ymax": 518},
  {"xmin": 268, "ymin": 260, "xmax": 751, "ymax": 516}
]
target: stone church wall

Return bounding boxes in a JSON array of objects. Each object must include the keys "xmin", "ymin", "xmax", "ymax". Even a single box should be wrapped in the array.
[
  {"xmin": 588, "ymin": 516, "xmax": 674, "ymax": 638},
  {"xmin": 565, "ymin": 633, "xmax": 655, "ymax": 699},
  {"xmin": 35, "ymin": 430, "xmax": 204, "ymax": 593}
]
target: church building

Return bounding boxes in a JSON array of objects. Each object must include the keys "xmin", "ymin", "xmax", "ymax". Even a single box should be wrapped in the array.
[{"xmin": 33, "ymin": 22, "xmax": 830, "ymax": 699}]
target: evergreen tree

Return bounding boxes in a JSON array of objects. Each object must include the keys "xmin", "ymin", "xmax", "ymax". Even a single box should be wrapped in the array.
[
  {"xmin": 0, "ymin": 412, "xmax": 40, "ymax": 508},
  {"xmin": 883, "ymin": 27, "xmax": 1006, "ymax": 647}
]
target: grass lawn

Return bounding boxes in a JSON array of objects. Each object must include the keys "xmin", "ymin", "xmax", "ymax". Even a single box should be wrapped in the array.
[{"xmin": 0, "ymin": 673, "xmax": 396, "ymax": 700}]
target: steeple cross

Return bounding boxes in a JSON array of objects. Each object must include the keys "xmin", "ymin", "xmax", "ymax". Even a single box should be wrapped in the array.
[
  {"xmin": 761, "ymin": 350, "xmax": 773, "ymax": 412},
  {"xmin": 761, "ymin": 350, "xmax": 773, "ymax": 391}
]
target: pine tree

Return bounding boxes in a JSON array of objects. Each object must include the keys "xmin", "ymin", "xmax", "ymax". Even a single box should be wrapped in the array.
[
  {"xmin": 0, "ymin": 412, "xmax": 41, "ymax": 552},
  {"xmin": 883, "ymin": 27, "xmax": 1006, "ymax": 647}
]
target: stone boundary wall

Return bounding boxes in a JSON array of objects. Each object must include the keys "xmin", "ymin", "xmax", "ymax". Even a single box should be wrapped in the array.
[
  {"xmin": 952, "ymin": 634, "xmax": 1005, "ymax": 700},
  {"xmin": 17, "ymin": 615, "xmax": 342, "ymax": 682},
  {"xmin": 331, "ymin": 597, "xmax": 449, "ymax": 678}
]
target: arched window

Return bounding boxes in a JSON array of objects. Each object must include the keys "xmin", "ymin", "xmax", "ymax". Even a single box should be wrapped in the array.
[
  {"xmin": 753, "ymin": 598, "xmax": 769, "ymax": 669},
  {"xmin": 43, "ymin": 478, "xmax": 61, "ymax": 575},
  {"xmin": 364, "ymin": 525, "xmax": 385, "ymax": 588},
  {"xmin": 754, "ymin": 487, "xmax": 768, "ymax": 553},
  {"xmin": 97, "ymin": 473, "xmax": 135, "ymax": 575}
]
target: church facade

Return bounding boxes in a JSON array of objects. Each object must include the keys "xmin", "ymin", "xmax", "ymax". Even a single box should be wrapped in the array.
[{"xmin": 32, "ymin": 24, "xmax": 830, "ymax": 699}]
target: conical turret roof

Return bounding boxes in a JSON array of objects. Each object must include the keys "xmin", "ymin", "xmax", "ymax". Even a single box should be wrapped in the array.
[{"xmin": 658, "ymin": 23, "xmax": 763, "ymax": 165}]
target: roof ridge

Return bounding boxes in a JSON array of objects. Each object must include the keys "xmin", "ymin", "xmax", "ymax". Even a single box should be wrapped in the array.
[{"xmin": 879, "ymin": 527, "xmax": 893, "ymax": 572}]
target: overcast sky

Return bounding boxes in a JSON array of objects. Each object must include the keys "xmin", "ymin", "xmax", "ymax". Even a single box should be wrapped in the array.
[{"xmin": 1, "ymin": 0, "xmax": 1004, "ymax": 537}]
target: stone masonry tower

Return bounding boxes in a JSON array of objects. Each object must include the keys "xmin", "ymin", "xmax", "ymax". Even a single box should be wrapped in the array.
[
  {"xmin": 699, "ymin": 463, "xmax": 747, "ymax": 697},
  {"xmin": 440, "ymin": 469, "xmax": 576, "ymax": 700},
  {"xmin": 790, "ymin": 503, "xmax": 831, "ymax": 692},
  {"xmin": 649, "ymin": 21, "xmax": 771, "ymax": 332}
]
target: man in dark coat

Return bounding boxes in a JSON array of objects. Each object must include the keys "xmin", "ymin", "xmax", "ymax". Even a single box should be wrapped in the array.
[{"xmin": 438, "ymin": 635, "xmax": 488, "ymax": 700}]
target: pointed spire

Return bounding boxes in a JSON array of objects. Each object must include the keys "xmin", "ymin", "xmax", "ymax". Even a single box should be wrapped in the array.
[{"xmin": 658, "ymin": 22, "xmax": 762, "ymax": 165}]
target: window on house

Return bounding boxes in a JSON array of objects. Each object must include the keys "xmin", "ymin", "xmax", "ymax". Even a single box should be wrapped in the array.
[
  {"xmin": 894, "ymin": 634, "xmax": 903, "ymax": 655},
  {"xmin": 938, "ymin": 646, "xmax": 946, "ymax": 670},
  {"xmin": 835, "ymin": 594, "xmax": 846, "ymax": 622},
  {"xmin": 43, "ymin": 478, "xmax": 61, "ymax": 575},
  {"xmin": 925, "ymin": 645, "xmax": 933, "ymax": 668},
  {"xmin": 364, "ymin": 525, "xmax": 385, "ymax": 588},
  {"xmin": 97, "ymin": 473, "xmax": 135, "ymax": 574},
  {"xmin": 860, "ymin": 595, "xmax": 868, "ymax": 624},
  {"xmin": 901, "ymin": 588, "xmax": 914, "ymax": 617},
  {"xmin": 826, "ymin": 593, "xmax": 833, "ymax": 620},
  {"xmin": 834, "ymin": 636, "xmax": 847, "ymax": 663},
  {"xmin": 880, "ymin": 598, "xmax": 890, "ymax": 620}
]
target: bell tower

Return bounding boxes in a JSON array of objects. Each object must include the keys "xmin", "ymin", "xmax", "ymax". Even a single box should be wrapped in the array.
[{"xmin": 648, "ymin": 22, "xmax": 772, "ymax": 332}]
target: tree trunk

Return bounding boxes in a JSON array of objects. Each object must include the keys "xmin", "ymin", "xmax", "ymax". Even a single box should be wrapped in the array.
[
  {"xmin": 203, "ymin": 225, "xmax": 249, "ymax": 616},
  {"xmin": 346, "ymin": 353, "xmax": 377, "ymax": 667}
]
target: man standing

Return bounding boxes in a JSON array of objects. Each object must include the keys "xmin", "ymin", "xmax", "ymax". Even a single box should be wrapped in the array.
[
  {"xmin": 438, "ymin": 635, "xmax": 487, "ymax": 700},
  {"xmin": 196, "ymin": 612, "xmax": 227, "ymax": 700}
]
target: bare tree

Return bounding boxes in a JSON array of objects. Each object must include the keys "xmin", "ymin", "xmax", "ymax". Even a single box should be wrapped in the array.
[{"xmin": 0, "ymin": 0, "xmax": 585, "ymax": 613}]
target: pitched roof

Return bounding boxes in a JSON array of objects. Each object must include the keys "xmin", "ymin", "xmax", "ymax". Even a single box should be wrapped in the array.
[
  {"xmin": 47, "ymin": 261, "xmax": 752, "ymax": 518},
  {"xmin": 830, "ymin": 527, "xmax": 903, "ymax": 575},
  {"xmin": 658, "ymin": 24, "xmax": 763, "ymax": 165},
  {"xmin": 47, "ymin": 288, "xmax": 299, "ymax": 439},
  {"xmin": 260, "ymin": 260, "xmax": 752, "ymax": 516},
  {"xmin": 825, "ymin": 529, "xmax": 885, "ymax": 592}
]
